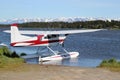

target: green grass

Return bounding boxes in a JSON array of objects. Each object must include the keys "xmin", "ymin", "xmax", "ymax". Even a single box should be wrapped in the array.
[
  {"xmin": 0, "ymin": 47, "xmax": 24, "ymax": 69},
  {"xmin": 98, "ymin": 58, "xmax": 120, "ymax": 72}
]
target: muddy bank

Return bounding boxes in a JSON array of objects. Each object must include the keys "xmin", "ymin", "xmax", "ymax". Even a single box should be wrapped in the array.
[{"xmin": 0, "ymin": 64, "xmax": 120, "ymax": 80}]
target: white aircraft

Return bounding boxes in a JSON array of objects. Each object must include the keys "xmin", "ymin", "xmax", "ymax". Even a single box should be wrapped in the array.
[{"xmin": 4, "ymin": 23, "xmax": 103, "ymax": 62}]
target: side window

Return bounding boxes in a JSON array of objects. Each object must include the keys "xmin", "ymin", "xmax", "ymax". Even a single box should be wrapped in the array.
[{"xmin": 44, "ymin": 34, "xmax": 59, "ymax": 39}]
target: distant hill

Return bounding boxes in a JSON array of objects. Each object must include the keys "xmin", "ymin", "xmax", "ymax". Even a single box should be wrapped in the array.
[
  {"xmin": 0, "ymin": 18, "xmax": 120, "ymax": 29},
  {"xmin": 0, "ymin": 17, "xmax": 120, "ymax": 24}
]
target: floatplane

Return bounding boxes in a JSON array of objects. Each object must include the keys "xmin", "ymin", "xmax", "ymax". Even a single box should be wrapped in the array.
[{"xmin": 4, "ymin": 24, "xmax": 102, "ymax": 62}]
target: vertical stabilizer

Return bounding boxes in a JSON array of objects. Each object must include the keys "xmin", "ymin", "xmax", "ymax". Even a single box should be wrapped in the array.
[
  {"xmin": 11, "ymin": 24, "xmax": 21, "ymax": 43},
  {"xmin": 11, "ymin": 23, "xmax": 33, "ymax": 44}
]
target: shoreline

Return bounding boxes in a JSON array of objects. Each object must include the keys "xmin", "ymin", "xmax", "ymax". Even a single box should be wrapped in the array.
[{"xmin": 0, "ymin": 64, "xmax": 120, "ymax": 80}]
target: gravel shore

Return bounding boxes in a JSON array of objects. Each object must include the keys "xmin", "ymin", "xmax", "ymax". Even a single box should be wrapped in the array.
[{"xmin": 0, "ymin": 64, "xmax": 120, "ymax": 80}]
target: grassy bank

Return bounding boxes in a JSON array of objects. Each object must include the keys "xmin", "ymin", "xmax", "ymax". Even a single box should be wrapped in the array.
[
  {"xmin": 0, "ymin": 46, "xmax": 24, "ymax": 70},
  {"xmin": 98, "ymin": 58, "xmax": 120, "ymax": 72}
]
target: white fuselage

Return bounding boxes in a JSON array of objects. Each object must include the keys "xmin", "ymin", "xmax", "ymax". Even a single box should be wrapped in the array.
[{"xmin": 11, "ymin": 34, "xmax": 66, "ymax": 46}]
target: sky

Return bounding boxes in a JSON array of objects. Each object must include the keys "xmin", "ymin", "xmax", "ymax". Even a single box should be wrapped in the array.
[{"xmin": 0, "ymin": 0, "xmax": 120, "ymax": 19}]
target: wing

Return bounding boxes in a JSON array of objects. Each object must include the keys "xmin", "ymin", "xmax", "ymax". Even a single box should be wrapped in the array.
[{"xmin": 4, "ymin": 29, "xmax": 103, "ymax": 35}]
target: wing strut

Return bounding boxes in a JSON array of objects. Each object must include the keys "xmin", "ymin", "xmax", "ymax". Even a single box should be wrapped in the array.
[{"xmin": 47, "ymin": 46, "xmax": 57, "ymax": 55}]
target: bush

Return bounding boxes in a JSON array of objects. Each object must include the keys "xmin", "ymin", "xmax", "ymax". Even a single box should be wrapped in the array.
[
  {"xmin": 0, "ymin": 47, "xmax": 12, "ymax": 57},
  {"xmin": 98, "ymin": 58, "xmax": 120, "ymax": 72},
  {"xmin": 20, "ymin": 53, "xmax": 27, "ymax": 56},
  {"xmin": 0, "ymin": 47, "xmax": 20, "ymax": 58},
  {"xmin": 102, "ymin": 60, "xmax": 108, "ymax": 63},
  {"xmin": 108, "ymin": 58, "xmax": 117, "ymax": 63},
  {"xmin": 0, "ymin": 47, "xmax": 24, "ymax": 68},
  {"xmin": 11, "ymin": 51, "xmax": 20, "ymax": 58},
  {"xmin": 99, "ymin": 58, "xmax": 119, "ymax": 67}
]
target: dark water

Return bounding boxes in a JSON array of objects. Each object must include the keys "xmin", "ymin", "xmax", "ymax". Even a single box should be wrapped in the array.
[{"xmin": 1, "ymin": 28, "xmax": 120, "ymax": 67}]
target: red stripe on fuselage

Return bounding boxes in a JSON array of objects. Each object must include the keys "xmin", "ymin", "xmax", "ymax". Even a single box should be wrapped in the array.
[{"xmin": 10, "ymin": 39, "xmax": 64, "ymax": 46}]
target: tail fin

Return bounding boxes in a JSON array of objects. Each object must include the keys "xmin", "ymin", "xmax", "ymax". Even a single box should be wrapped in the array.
[
  {"xmin": 11, "ymin": 24, "xmax": 21, "ymax": 43},
  {"xmin": 11, "ymin": 24, "xmax": 30, "ymax": 43}
]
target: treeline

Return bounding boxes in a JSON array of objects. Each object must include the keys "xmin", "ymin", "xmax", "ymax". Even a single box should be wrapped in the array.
[{"xmin": 0, "ymin": 20, "xmax": 120, "ymax": 29}]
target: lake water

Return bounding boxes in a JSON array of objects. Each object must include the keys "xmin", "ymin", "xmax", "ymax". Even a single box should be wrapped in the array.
[{"xmin": 1, "ymin": 28, "xmax": 120, "ymax": 67}]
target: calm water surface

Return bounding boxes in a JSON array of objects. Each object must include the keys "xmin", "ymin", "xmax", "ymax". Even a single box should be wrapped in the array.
[{"xmin": 1, "ymin": 28, "xmax": 120, "ymax": 67}]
